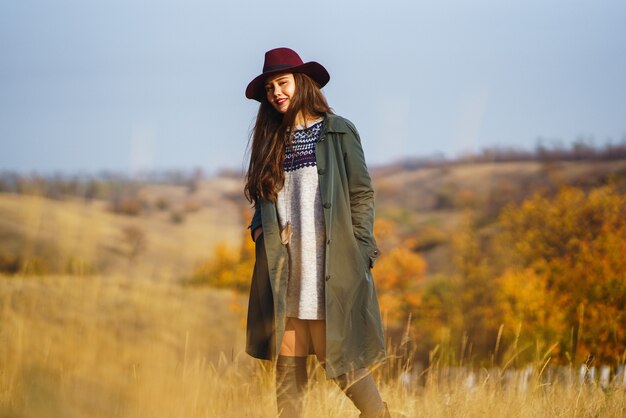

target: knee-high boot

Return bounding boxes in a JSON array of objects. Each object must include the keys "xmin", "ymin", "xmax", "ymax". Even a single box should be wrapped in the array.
[
  {"xmin": 275, "ymin": 355, "xmax": 308, "ymax": 418},
  {"xmin": 334, "ymin": 368, "xmax": 391, "ymax": 418}
]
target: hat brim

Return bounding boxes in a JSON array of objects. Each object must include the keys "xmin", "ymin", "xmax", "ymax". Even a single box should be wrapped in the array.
[{"xmin": 245, "ymin": 61, "xmax": 330, "ymax": 102}]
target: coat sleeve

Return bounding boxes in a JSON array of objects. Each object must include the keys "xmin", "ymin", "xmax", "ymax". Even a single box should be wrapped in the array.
[
  {"xmin": 248, "ymin": 204, "xmax": 262, "ymax": 241},
  {"xmin": 342, "ymin": 120, "xmax": 381, "ymax": 268}
]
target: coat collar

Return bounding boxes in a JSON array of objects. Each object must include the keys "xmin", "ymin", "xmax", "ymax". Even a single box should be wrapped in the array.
[{"xmin": 320, "ymin": 113, "xmax": 347, "ymax": 141}]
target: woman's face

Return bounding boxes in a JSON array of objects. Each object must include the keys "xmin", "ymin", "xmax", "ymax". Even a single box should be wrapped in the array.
[{"xmin": 265, "ymin": 73, "xmax": 295, "ymax": 114}]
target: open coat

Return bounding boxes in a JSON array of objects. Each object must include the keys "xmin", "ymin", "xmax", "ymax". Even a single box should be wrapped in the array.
[{"xmin": 245, "ymin": 113, "xmax": 386, "ymax": 379}]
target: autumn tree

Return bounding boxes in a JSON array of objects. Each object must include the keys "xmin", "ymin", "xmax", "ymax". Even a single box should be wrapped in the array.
[
  {"xmin": 450, "ymin": 217, "xmax": 504, "ymax": 361},
  {"xmin": 373, "ymin": 218, "xmax": 428, "ymax": 330},
  {"xmin": 495, "ymin": 185, "xmax": 626, "ymax": 364}
]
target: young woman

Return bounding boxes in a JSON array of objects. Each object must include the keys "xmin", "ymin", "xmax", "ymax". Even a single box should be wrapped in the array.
[{"xmin": 244, "ymin": 47, "xmax": 390, "ymax": 418}]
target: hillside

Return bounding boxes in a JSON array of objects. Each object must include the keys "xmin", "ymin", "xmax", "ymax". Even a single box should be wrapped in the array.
[
  {"xmin": 372, "ymin": 158, "xmax": 626, "ymax": 277},
  {"xmin": 0, "ymin": 176, "xmax": 245, "ymax": 281},
  {"xmin": 3, "ymin": 159, "xmax": 626, "ymax": 281}
]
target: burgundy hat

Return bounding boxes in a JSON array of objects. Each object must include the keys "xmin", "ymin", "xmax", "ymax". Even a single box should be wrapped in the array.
[{"xmin": 245, "ymin": 47, "xmax": 330, "ymax": 102}]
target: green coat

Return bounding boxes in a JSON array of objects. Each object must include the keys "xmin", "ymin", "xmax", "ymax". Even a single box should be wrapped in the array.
[{"xmin": 245, "ymin": 113, "xmax": 386, "ymax": 379}]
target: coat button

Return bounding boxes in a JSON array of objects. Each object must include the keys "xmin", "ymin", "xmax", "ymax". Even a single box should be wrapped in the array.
[
  {"xmin": 323, "ymin": 202, "xmax": 331, "ymax": 209},
  {"xmin": 318, "ymin": 168, "xmax": 326, "ymax": 175},
  {"xmin": 326, "ymin": 239, "xmax": 332, "ymax": 245},
  {"xmin": 325, "ymin": 275, "xmax": 331, "ymax": 281}
]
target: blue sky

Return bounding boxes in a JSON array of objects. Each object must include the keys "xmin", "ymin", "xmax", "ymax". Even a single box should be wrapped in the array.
[{"xmin": 1, "ymin": 0, "xmax": 625, "ymax": 174}]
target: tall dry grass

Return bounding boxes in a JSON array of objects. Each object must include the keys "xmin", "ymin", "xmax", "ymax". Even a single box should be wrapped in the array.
[
  {"xmin": 1, "ymin": 274, "xmax": 624, "ymax": 418},
  {"xmin": 0, "ymin": 274, "xmax": 255, "ymax": 417}
]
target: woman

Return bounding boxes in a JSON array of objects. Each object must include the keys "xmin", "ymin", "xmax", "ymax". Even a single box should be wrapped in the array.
[{"xmin": 244, "ymin": 47, "xmax": 390, "ymax": 418}]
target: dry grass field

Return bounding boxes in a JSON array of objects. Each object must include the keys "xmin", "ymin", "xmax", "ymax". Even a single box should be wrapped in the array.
[
  {"xmin": 1, "ymin": 274, "xmax": 625, "ymax": 418},
  {"xmin": 1, "ymin": 163, "xmax": 626, "ymax": 417}
]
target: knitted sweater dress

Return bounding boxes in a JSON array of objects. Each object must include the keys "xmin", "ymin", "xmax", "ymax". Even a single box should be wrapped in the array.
[{"xmin": 276, "ymin": 118, "xmax": 326, "ymax": 320}]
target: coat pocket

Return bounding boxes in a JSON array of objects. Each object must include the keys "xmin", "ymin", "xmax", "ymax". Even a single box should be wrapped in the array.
[
  {"xmin": 358, "ymin": 245, "xmax": 370, "ymax": 270},
  {"xmin": 355, "ymin": 239, "xmax": 377, "ymax": 270}
]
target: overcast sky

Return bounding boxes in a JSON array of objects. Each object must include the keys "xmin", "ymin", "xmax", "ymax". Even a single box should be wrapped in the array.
[{"xmin": 1, "ymin": 0, "xmax": 625, "ymax": 175}]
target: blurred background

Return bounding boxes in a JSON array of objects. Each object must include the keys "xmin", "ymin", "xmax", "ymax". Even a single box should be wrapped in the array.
[{"xmin": 1, "ymin": 1, "xmax": 626, "ymax": 417}]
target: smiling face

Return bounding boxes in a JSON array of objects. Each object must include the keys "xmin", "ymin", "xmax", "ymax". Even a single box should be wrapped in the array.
[{"xmin": 265, "ymin": 73, "xmax": 296, "ymax": 114}]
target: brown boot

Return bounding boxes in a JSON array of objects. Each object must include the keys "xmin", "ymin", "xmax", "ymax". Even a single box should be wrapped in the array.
[
  {"xmin": 335, "ymin": 369, "xmax": 388, "ymax": 418},
  {"xmin": 360, "ymin": 402, "xmax": 390, "ymax": 418},
  {"xmin": 380, "ymin": 402, "xmax": 392, "ymax": 418},
  {"xmin": 276, "ymin": 355, "xmax": 308, "ymax": 418}
]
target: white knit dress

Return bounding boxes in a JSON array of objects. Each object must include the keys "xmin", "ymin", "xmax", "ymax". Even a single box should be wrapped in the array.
[{"xmin": 276, "ymin": 118, "xmax": 326, "ymax": 320}]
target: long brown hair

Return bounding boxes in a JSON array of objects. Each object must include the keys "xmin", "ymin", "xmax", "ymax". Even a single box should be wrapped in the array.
[{"xmin": 244, "ymin": 73, "xmax": 332, "ymax": 205}]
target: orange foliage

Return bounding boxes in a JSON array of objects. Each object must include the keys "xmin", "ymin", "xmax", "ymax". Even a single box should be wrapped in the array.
[
  {"xmin": 448, "ymin": 220, "xmax": 506, "ymax": 357},
  {"xmin": 188, "ymin": 212, "xmax": 255, "ymax": 293},
  {"xmin": 445, "ymin": 185, "xmax": 626, "ymax": 365},
  {"xmin": 495, "ymin": 185, "xmax": 626, "ymax": 363},
  {"xmin": 373, "ymin": 218, "xmax": 428, "ymax": 329}
]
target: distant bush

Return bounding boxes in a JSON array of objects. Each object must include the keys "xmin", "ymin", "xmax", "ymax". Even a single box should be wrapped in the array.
[
  {"xmin": 412, "ymin": 225, "xmax": 448, "ymax": 252},
  {"xmin": 184, "ymin": 199, "xmax": 202, "ymax": 213},
  {"xmin": 0, "ymin": 253, "xmax": 21, "ymax": 274},
  {"xmin": 434, "ymin": 186, "xmax": 456, "ymax": 210},
  {"xmin": 169, "ymin": 211, "xmax": 185, "ymax": 224},
  {"xmin": 63, "ymin": 256, "xmax": 97, "ymax": 275},
  {"xmin": 120, "ymin": 225, "xmax": 147, "ymax": 260},
  {"xmin": 155, "ymin": 197, "xmax": 170, "ymax": 211},
  {"xmin": 109, "ymin": 195, "xmax": 145, "ymax": 216},
  {"xmin": 0, "ymin": 252, "xmax": 97, "ymax": 276},
  {"xmin": 18, "ymin": 255, "xmax": 50, "ymax": 275},
  {"xmin": 186, "ymin": 232, "xmax": 254, "ymax": 292}
]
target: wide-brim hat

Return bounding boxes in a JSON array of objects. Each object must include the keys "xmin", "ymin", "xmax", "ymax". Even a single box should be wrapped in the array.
[{"xmin": 245, "ymin": 47, "xmax": 330, "ymax": 102}]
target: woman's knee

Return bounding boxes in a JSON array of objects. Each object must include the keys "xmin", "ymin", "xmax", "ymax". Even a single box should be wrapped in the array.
[{"xmin": 280, "ymin": 318, "xmax": 309, "ymax": 356}]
